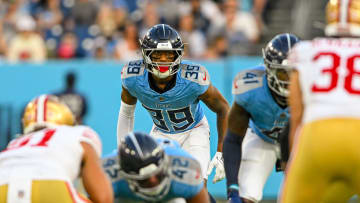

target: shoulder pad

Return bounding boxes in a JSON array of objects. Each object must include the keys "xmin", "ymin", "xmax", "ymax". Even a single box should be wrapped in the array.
[
  {"xmin": 232, "ymin": 68, "xmax": 264, "ymax": 95},
  {"xmin": 121, "ymin": 60, "xmax": 146, "ymax": 79},
  {"xmin": 76, "ymin": 125, "xmax": 102, "ymax": 157},
  {"xmin": 180, "ymin": 63, "xmax": 210, "ymax": 85},
  {"xmin": 170, "ymin": 156, "xmax": 203, "ymax": 185}
]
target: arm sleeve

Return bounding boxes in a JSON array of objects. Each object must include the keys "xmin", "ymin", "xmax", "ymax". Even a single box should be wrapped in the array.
[
  {"xmin": 223, "ymin": 131, "xmax": 244, "ymax": 190},
  {"xmin": 116, "ymin": 101, "xmax": 136, "ymax": 146}
]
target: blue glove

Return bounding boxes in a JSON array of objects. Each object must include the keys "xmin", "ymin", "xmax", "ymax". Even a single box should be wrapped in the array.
[{"xmin": 227, "ymin": 188, "xmax": 242, "ymax": 203}]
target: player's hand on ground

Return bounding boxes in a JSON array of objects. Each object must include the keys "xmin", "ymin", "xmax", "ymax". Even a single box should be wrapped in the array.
[{"xmin": 206, "ymin": 152, "xmax": 225, "ymax": 183}]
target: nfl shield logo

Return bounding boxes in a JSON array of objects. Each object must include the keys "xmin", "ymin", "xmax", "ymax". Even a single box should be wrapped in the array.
[{"xmin": 159, "ymin": 97, "xmax": 165, "ymax": 101}]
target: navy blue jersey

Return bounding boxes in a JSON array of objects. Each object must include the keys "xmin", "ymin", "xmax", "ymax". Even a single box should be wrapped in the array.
[
  {"xmin": 232, "ymin": 66, "xmax": 289, "ymax": 143},
  {"xmin": 102, "ymin": 138, "xmax": 204, "ymax": 202},
  {"xmin": 121, "ymin": 60, "xmax": 210, "ymax": 134}
]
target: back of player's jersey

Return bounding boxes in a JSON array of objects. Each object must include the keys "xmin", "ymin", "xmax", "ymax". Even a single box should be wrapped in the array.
[
  {"xmin": 290, "ymin": 38, "xmax": 360, "ymax": 123},
  {"xmin": 0, "ymin": 125, "xmax": 101, "ymax": 184}
]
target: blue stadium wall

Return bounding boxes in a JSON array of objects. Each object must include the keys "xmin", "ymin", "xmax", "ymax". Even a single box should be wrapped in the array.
[{"xmin": 0, "ymin": 57, "xmax": 283, "ymax": 199}]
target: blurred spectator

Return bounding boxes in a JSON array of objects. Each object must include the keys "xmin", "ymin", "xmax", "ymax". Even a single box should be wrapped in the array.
[
  {"xmin": 178, "ymin": 0, "xmax": 211, "ymax": 33},
  {"xmin": 35, "ymin": 0, "xmax": 63, "ymax": 32},
  {"xmin": 92, "ymin": 36, "xmax": 109, "ymax": 60},
  {"xmin": 153, "ymin": 0, "xmax": 180, "ymax": 25},
  {"xmin": 2, "ymin": 0, "xmax": 31, "ymax": 42},
  {"xmin": 208, "ymin": 0, "xmax": 259, "ymax": 54},
  {"xmin": 54, "ymin": 72, "xmax": 88, "ymax": 124},
  {"xmin": 97, "ymin": 2, "xmax": 117, "ymax": 39},
  {"xmin": 114, "ymin": 22, "xmax": 141, "ymax": 61},
  {"xmin": 94, "ymin": 45, "xmax": 107, "ymax": 60},
  {"xmin": 70, "ymin": 0, "xmax": 99, "ymax": 57},
  {"xmin": 0, "ymin": 21, "xmax": 7, "ymax": 59},
  {"xmin": 6, "ymin": 15, "xmax": 47, "ymax": 63},
  {"xmin": 178, "ymin": 13, "xmax": 207, "ymax": 59},
  {"xmin": 71, "ymin": 0, "xmax": 98, "ymax": 27},
  {"xmin": 57, "ymin": 32, "xmax": 78, "ymax": 59},
  {"xmin": 252, "ymin": 0, "xmax": 267, "ymax": 30},
  {"xmin": 113, "ymin": 0, "xmax": 130, "ymax": 31},
  {"xmin": 224, "ymin": 0, "xmax": 259, "ymax": 43},
  {"xmin": 202, "ymin": 34, "xmax": 228, "ymax": 59},
  {"xmin": 137, "ymin": 1, "xmax": 161, "ymax": 38},
  {"xmin": 244, "ymin": 0, "xmax": 268, "ymax": 34}
]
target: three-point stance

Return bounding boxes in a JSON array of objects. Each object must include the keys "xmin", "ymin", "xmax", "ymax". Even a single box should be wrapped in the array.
[{"xmin": 103, "ymin": 132, "xmax": 211, "ymax": 203}]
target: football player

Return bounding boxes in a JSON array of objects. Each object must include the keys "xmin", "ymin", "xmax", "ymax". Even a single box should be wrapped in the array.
[
  {"xmin": 117, "ymin": 24, "xmax": 230, "ymax": 187},
  {"xmin": 103, "ymin": 131, "xmax": 210, "ymax": 203},
  {"xmin": 223, "ymin": 33, "xmax": 299, "ymax": 203},
  {"xmin": 281, "ymin": 0, "xmax": 360, "ymax": 202},
  {"xmin": 0, "ymin": 95, "xmax": 113, "ymax": 203}
]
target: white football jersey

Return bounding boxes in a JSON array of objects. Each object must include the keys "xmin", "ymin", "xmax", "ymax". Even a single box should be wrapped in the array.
[
  {"xmin": 289, "ymin": 38, "xmax": 360, "ymax": 124},
  {"xmin": 0, "ymin": 125, "xmax": 102, "ymax": 185}
]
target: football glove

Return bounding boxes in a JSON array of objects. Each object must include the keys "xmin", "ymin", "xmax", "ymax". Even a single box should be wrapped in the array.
[{"xmin": 206, "ymin": 152, "xmax": 225, "ymax": 183}]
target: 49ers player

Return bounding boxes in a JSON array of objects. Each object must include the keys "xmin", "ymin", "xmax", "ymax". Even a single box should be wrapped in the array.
[
  {"xmin": 0, "ymin": 95, "xmax": 113, "ymax": 203},
  {"xmin": 281, "ymin": 0, "xmax": 360, "ymax": 202}
]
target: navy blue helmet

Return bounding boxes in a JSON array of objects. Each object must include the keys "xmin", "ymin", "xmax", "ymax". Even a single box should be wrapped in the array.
[
  {"xmin": 262, "ymin": 33, "xmax": 300, "ymax": 104},
  {"xmin": 118, "ymin": 132, "xmax": 170, "ymax": 201},
  {"xmin": 140, "ymin": 24, "xmax": 184, "ymax": 79}
]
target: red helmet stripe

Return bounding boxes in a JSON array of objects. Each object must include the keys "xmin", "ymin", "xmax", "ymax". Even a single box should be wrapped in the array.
[
  {"xmin": 36, "ymin": 95, "xmax": 48, "ymax": 122},
  {"xmin": 34, "ymin": 99, "xmax": 38, "ymax": 122}
]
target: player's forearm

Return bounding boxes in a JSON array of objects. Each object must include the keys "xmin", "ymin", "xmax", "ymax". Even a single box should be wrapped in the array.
[
  {"xmin": 216, "ymin": 112, "xmax": 228, "ymax": 152},
  {"xmin": 289, "ymin": 71, "xmax": 303, "ymax": 152},
  {"xmin": 223, "ymin": 130, "xmax": 244, "ymax": 189},
  {"xmin": 216, "ymin": 102, "xmax": 230, "ymax": 152},
  {"xmin": 117, "ymin": 101, "xmax": 136, "ymax": 145}
]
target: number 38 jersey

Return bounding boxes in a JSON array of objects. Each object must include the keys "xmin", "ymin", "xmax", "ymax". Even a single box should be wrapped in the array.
[
  {"xmin": 121, "ymin": 60, "xmax": 210, "ymax": 134},
  {"xmin": 289, "ymin": 38, "xmax": 360, "ymax": 124},
  {"xmin": 0, "ymin": 125, "xmax": 102, "ymax": 184}
]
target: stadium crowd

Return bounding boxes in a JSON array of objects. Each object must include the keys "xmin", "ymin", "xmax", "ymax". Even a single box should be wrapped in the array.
[{"xmin": 0, "ymin": 0, "xmax": 267, "ymax": 63}]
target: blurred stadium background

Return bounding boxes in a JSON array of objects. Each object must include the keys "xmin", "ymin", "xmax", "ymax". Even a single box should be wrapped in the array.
[{"xmin": 0, "ymin": 0, "xmax": 330, "ymax": 201}]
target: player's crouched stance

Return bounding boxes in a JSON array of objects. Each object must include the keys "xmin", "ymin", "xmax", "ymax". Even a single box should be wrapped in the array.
[
  {"xmin": 102, "ymin": 132, "xmax": 210, "ymax": 203},
  {"xmin": 0, "ymin": 95, "xmax": 113, "ymax": 203}
]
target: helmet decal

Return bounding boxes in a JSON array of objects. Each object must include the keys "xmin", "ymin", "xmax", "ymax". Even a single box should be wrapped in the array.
[
  {"xmin": 140, "ymin": 24, "xmax": 184, "ymax": 79},
  {"xmin": 118, "ymin": 132, "xmax": 171, "ymax": 201},
  {"xmin": 263, "ymin": 33, "xmax": 300, "ymax": 99}
]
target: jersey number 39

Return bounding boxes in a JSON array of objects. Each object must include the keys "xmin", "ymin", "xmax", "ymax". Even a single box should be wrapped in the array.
[{"xmin": 143, "ymin": 105, "xmax": 195, "ymax": 132}]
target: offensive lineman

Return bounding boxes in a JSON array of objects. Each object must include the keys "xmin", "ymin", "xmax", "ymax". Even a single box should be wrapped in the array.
[{"xmin": 103, "ymin": 132, "xmax": 210, "ymax": 203}]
